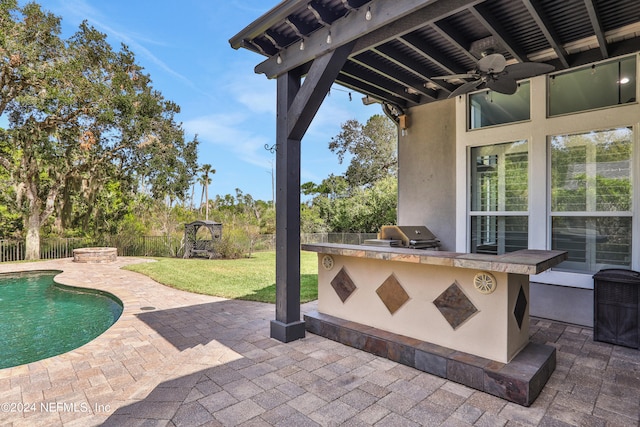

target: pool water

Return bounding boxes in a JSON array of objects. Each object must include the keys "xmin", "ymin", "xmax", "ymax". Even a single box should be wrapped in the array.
[{"xmin": 0, "ymin": 271, "xmax": 123, "ymax": 369}]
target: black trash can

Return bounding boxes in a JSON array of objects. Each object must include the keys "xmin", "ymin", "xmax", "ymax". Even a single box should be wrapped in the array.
[{"xmin": 593, "ymin": 269, "xmax": 640, "ymax": 348}]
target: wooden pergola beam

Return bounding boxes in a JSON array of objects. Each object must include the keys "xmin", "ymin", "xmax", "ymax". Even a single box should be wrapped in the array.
[
  {"xmin": 255, "ymin": 0, "xmax": 483, "ymax": 79},
  {"xmin": 271, "ymin": 42, "xmax": 355, "ymax": 342}
]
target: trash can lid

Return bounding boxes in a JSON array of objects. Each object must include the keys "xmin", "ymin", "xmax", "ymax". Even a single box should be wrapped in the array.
[{"xmin": 593, "ymin": 268, "xmax": 640, "ymax": 283}]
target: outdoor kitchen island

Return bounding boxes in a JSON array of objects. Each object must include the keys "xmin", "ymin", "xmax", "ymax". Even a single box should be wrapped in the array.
[{"xmin": 301, "ymin": 243, "xmax": 567, "ymax": 406}]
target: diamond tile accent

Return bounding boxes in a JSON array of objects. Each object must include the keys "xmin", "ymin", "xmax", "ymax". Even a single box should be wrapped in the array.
[
  {"xmin": 376, "ymin": 274, "xmax": 410, "ymax": 314},
  {"xmin": 330, "ymin": 267, "xmax": 357, "ymax": 303},
  {"xmin": 514, "ymin": 285, "xmax": 527, "ymax": 329},
  {"xmin": 433, "ymin": 281, "xmax": 478, "ymax": 330}
]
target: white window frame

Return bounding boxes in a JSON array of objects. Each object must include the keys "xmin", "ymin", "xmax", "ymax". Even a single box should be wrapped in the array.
[
  {"xmin": 456, "ymin": 57, "xmax": 640, "ymax": 289},
  {"xmin": 468, "ymin": 141, "xmax": 529, "ymax": 255},
  {"xmin": 547, "ymin": 127, "xmax": 634, "ymax": 273}
]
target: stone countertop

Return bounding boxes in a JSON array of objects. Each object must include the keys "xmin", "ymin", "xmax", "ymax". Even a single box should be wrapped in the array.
[{"xmin": 301, "ymin": 243, "xmax": 567, "ymax": 275}]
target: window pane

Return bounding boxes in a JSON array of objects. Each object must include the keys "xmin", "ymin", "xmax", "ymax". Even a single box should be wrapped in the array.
[
  {"xmin": 551, "ymin": 128, "xmax": 632, "ymax": 212},
  {"xmin": 549, "ymin": 56, "xmax": 636, "ymax": 116},
  {"xmin": 469, "ymin": 81, "xmax": 530, "ymax": 129},
  {"xmin": 552, "ymin": 216, "xmax": 632, "ymax": 271},
  {"xmin": 471, "ymin": 216, "xmax": 528, "ymax": 255},
  {"xmin": 471, "ymin": 140, "xmax": 528, "ymax": 211}
]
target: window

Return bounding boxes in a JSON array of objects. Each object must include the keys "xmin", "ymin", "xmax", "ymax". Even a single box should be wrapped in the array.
[
  {"xmin": 469, "ymin": 82, "xmax": 530, "ymax": 129},
  {"xmin": 548, "ymin": 56, "xmax": 636, "ymax": 116},
  {"xmin": 550, "ymin": 128, "xmax": 633, "ymax": 272},
  {"xmin": 470, "ymin": 140, "xmax": 528, "ymax": 254}
]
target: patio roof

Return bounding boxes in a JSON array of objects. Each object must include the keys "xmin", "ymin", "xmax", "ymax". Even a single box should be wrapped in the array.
[
  {"xmin": 230, "ymin": 0, "xmax": 640, "ymax": 111},
  {"xmin": 230, "ymin": 0, "xmax": 640, "ymax": 344}
]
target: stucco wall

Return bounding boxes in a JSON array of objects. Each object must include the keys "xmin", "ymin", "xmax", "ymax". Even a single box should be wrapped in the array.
[
  {"xmin": 530, "ymin": 282, "xmax": 593, "ymax": 327},
  {"xmin": 397, "ymin": 99, "xmax": 457, "ymax": 251}
]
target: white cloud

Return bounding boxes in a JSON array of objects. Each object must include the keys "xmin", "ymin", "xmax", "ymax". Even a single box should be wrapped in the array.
[
  {"xmin": 224, "ymin": 61, "xmax": 276, "ymax": 116},
  {"xmin": 184, "ymin": 111, "xmax": 329, "ymax": 184},
  {"xmin": 230, "ymin": 0, "xmax": 269, "ymax": 15},
  {"xmin": 57, "ymin": 0, "xmax": 193, "ymax": 87},
  {"xmin": 306, "ymin": 86, "xmax": 380, "ymax": 138},
  {"xmin": 183, "ymin": 113, "xmax": 273, "ymax": 169}
]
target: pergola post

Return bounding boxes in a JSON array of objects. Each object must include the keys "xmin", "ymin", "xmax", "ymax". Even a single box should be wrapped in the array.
[
  {"xmin": 271, "ymin": 69, "xmax": 305, "ymax": 342},
  {"xmin": 270, "ymin": 42, "xmax": 355, "ymax": 342}
]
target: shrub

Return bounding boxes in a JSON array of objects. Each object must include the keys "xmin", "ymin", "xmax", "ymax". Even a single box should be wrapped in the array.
[{"xmin": 213, "ymin": 228, "xmax": 251, "ymax": 259}]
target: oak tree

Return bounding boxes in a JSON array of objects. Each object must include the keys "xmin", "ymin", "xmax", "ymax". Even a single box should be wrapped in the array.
[
  {"xmin": 328, "ymin": 114, "xmax": 397, "ymax": 189},
  {"xmin": 0, "ymin": 1, "xmax": 197, "ymax": 258}
]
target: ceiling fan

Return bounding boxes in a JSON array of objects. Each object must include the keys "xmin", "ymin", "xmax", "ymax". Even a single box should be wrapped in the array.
[{"xmin": 433, "ymin": 52, "xmax": 555, "ymax": 98}]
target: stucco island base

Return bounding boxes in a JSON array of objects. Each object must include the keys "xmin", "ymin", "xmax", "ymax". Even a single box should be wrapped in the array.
[{"xmin": 301, "ymin": 243, "xmax": 567, "ymax": 406}]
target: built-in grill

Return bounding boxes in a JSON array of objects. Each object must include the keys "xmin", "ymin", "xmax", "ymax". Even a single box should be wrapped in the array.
[{"xmin": 363, "ymin": 225, "xmax": 440, "ymax": 250}]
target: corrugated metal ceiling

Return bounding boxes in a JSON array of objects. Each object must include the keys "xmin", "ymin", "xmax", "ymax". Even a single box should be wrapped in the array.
[{"xmin": 231, "ymin": 0, "xmax": 640, "ymax": 109}]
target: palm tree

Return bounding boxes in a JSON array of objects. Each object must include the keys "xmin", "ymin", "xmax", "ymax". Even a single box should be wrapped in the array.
[
  {"xmin": 197, "ymin": 175, "xmax": 208, "ymax": 214},
  {"xmin": 199, "ymin": 164, "xmax": 215, "ymax": 220},
  {"xmin": 189, "ymin": 162, "xmax": 200, "ymax": 210},
  {"xmin": 189, "ymin": 181, "xmax": 194, "ymax": 210}
]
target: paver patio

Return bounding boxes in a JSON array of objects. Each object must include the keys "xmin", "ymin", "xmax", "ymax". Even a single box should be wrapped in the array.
[{"xmin": 0, "ymin": 257, "xmax": 639, "ymax": 426}]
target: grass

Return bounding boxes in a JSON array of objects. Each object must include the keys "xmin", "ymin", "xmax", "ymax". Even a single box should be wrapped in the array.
[{"xmin": 122, "ymin": 251, "xmax": 319, "ymax": 303}]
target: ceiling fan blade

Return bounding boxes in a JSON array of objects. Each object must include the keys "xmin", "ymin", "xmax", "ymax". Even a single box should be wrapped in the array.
[
  {"xmin": 486, "ymin": 77, "xmax": 518, "ymax": 95},
  {"xmin": 477, "ymin": 53, "xmax": 506, "ymax": 73},
  {"xmin": 431, "ymin": 73, "xmax": 479, "ymax": 80},
  {"xmin": 448, "ymin": 79, "xmax": 484, "ymax": 98},
  {"xmin": 504, "ymin": 62, "xmax": 555, "ymax": 79}
]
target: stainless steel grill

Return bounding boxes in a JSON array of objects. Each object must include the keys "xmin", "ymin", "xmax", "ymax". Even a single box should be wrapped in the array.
[{"xmin": 363, "ymin": 225, "xmax": 440, "ymax": 250}]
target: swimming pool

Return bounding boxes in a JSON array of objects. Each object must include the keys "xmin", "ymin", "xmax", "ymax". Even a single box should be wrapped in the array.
[{"xmin": 0, "ymin": 270, "xmax": 123, "ymax": 369}]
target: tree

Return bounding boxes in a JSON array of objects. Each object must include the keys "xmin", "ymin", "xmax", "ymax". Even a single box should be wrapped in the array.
[
  {"xmin": 0, "ymin": 156, "xmax": 20, "ymax": 238},
  {"xmin": 198, "ymin": 164, "xmax": 215, "ymax": 220},
  {"xmin": 323, "ymin": 176, "xmax": 397, "ymax": 232},
  {"xmin": 0, "ymin": 1, "xmax": 198, "ymax": 258},
  {"xmin": 328, "ymin": 114, "xmax": 397, "ymax": 189},
  {"xmin": 302, "ymin": 174, "xmax": 348, "ymax": 199},
  {"xmin": 301, "ymin": 114, "xmax": 399, "ymax": 233}
]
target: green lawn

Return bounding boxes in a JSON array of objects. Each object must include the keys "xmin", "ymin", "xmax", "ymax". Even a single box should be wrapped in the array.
[{"xmin": 122, "ymin": 251, "xmax": 318, "ymax": 303}]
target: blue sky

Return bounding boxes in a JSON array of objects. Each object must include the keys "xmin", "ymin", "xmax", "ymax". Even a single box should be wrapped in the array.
[{"xmin": 32, "ymin": 0, "xmax": 378, "ymax": 202}]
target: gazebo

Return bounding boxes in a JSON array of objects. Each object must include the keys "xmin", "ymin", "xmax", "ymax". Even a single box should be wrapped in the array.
[{"xmin": 183, "ymin": 220, "xmax": 223, "ymax": 259}]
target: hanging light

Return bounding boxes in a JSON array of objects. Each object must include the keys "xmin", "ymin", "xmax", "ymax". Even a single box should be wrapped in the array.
[
  {"xmin": 299, "ymin": 39, "xmax": 305, "ymax": 50},
  {"xmin": 365, "ymin": 6, "xmax": 372, "ymax": 21},
  {"xmin": 326, "ymin": 31, "xmax": 332, "ymax": 44},
  {"xmin": 276, "ymin": 54, "xmax": 282, "ymax": 64}
]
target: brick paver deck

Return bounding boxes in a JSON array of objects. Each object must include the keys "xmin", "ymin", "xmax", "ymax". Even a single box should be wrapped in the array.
[{"xmin": 0, "ymin": 257, "xmax": 639, "ymax": 426}]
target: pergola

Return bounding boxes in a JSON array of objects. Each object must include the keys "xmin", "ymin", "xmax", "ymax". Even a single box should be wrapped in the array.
[
  {"xmin": 230, "ymin": 0, "xmax": 640, "ymax": 342},
  {"xmin": 183, "ymin": 220, "xmax": 223, "ymax": 259}
]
